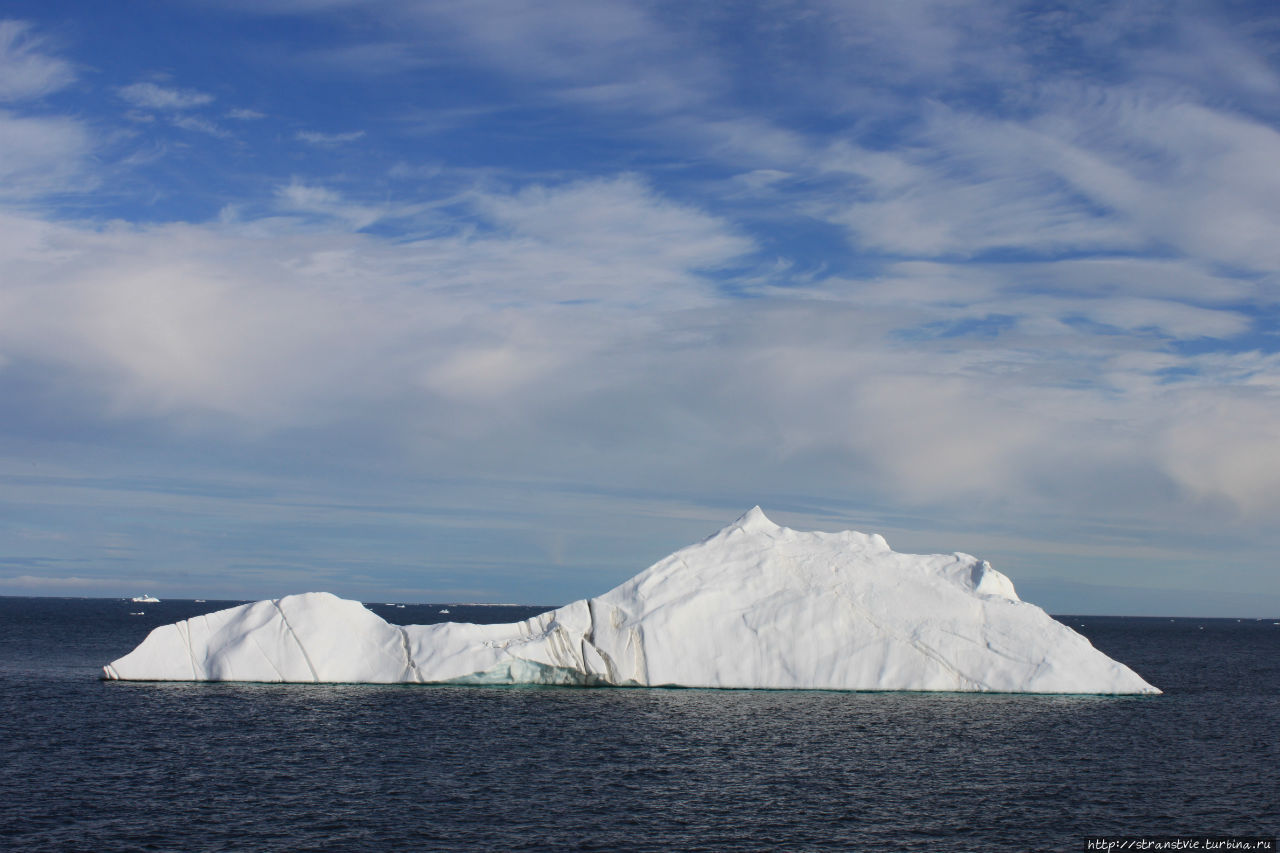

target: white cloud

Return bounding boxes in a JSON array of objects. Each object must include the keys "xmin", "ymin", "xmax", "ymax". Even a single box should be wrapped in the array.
[
  {"xmin": 801, "ymin": 86, "xmax": 1280, "ymax": 279},
  {"xmin": 6, "ymin": 1, "xmax": 1280, "ymax": 603},
  {"xmin": 299, "ymin": 40, "xmax": 429, "ymax": 75},
  {"xmin": 0, "ymin": 574, "xmax": 141, "ymax": 590},
  {"xmin": 1138, "ymin": 12, "xmax": 1280, "ymax": 100},
  {"xmin": 0, "ymin": 20, "xmax": 74, "ymax": 101},
  {"xmin": 274, "ymin": 180, "xmax": 395, "ymax": 230},
  {"xmin": 0, "ymin": 176, "xmax": 753, "ymax": 427},
  {"xmin": 296, "ymin": 129, "xmax": 366, "ymax": 145},
  {"xmin": 812, "ymin": 112, "xmax": 1125, "ymax": 257},
  {"xmin": 6, "ymin": 171, "xmax": 1280, "ymax": 538},
  {"xmin": 172, "ymin": 114, "xmax": 229, "ymax": 137},
  {"xmin": 117, "ymin": 81, "xmax": 215, "ymax": 110},
  {"xmin": 422, "ymin": 347, "xmax": 562, "ymax": 400},
  {"xmin": 809, "ymin": 0, "xmax": 1023, "ymax": 89},
  {"xmin": 0, "ymin": 110, "xmax": 92, "ymax": 198},
  {"xmin": 474, "ymin": 176, "xmax": 754, "ymax": 288},
  {"xmin": 315, "ymin": 0, "xmax": 727, "ymax": 118},
  {"xmin": 1070, "ymin": 297, "xmax": 1249, "ymax": 341},
  {"xmin": 1158, "ymin": 389, "xmax": 1280, "ymax": 515},
  {"xmin": 989, "ymin": 257, "xmax": 1256, "ymax": 304}
]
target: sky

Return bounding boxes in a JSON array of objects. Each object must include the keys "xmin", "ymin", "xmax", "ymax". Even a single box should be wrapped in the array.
[{"xmin": 2, "ymin": 1, "xmax": 1280, "ymax": 616}]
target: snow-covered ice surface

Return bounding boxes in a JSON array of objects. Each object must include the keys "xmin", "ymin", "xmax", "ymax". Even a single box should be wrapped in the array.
[{"xmin": 103, "ymin": 508, "xmax": 1159, "ymax": 693}]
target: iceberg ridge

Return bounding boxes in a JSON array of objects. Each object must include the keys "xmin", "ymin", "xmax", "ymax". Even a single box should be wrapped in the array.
[{"xmin": 103, "ymin": 508, "xmax": 1159, "ymax": 694}]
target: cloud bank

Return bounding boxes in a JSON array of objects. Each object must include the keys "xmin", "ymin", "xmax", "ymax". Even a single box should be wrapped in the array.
[{"xmin": 2, "ymin": 4, "xmax": 1279, "ymax": 613}]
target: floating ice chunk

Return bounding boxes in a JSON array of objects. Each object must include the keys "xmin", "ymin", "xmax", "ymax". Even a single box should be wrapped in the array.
[{"xmin": 104, "ymin": 508, "xmax": 1159, "ymax": 694}]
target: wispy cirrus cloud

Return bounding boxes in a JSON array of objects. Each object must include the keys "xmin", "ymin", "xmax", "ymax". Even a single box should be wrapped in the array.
[
  {"xmin": 301, "ymin": 0, "xmax": 724, "ymax": 117},
  {"xmin": 0, "ymin": 111, "xmax": 92, "ymax": 198},
  {"xmin": 117, "ymin": 81, "xmax": 214, "ymax": 110},
  {"xmin": 0, "ymin": 21, "xmax": 89, "ymax": 198},
  {"xmin": 172, "ymin": 114, "xmax": 230, "ymax": 137},
  {"xmin": 815, "ymin": 90, "xmax": 1280, "ymax": 275},
  {"xmin": 273, "ymin": 179, "xmax": 401, "ymax": 230},
  {"xmin": 0, "ymin": 20, "xmax": 75, "ymax": 101},
  {"xmin": 296, "ymin": 129, "xmax": 366, "ymax": 145}
]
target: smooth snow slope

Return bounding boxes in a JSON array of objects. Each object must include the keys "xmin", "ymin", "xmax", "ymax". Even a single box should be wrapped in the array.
[{"xmin": 103, "ymin": 508, "xmax": 1159, "ymax": 693}]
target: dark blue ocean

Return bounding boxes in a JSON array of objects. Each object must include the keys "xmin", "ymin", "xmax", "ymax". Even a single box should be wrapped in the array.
[{"xmin": 1, "ymin": 597, "xmax": 1276, "ymax": 852}]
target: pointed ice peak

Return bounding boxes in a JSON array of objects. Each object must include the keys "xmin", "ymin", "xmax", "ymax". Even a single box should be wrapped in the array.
[{"xmin": 732, "ymin": 505, "xmax": 779, "ymax": 533}]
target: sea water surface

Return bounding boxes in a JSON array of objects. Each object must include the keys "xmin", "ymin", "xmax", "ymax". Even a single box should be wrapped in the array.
[{"xmin": 1, "ymin": 597, "xmax": 1277, "ymax": 852}]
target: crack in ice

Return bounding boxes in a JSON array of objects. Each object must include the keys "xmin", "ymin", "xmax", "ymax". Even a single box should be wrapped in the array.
[{"xmin": 272, "ymin": 600, "xmax": 318, "ymax": 682}]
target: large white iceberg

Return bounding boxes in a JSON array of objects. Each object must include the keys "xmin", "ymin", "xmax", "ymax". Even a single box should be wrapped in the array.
[{"xmin": 103, "ymin": 508, "xmax": 1158, "ymax": 693}]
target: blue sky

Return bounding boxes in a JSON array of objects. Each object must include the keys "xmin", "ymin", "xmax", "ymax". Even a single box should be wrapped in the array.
[{"xmin": 3, "ymin": 1, "xmax": 1280, "ymax": 615}]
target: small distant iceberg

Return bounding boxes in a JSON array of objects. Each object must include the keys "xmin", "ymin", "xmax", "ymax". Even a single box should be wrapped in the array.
[
  {"xmin": 438, "ymin": 608, "xmax": 450, "ymax": 614},
  {"xmin": 103, "ymin": 509, "xmax": 1159, "ymax": 694},
  {"xmin": 130, "ymin": 595, "xmax": 160, "ymax": 603}
]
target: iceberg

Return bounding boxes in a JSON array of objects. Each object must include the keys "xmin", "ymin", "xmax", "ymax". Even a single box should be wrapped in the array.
[{"xmin": 102, "ymin": 508, "xmax": 1159, "ymax": 693}]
